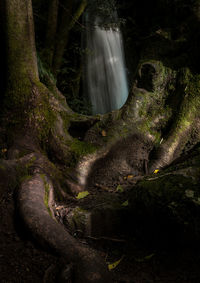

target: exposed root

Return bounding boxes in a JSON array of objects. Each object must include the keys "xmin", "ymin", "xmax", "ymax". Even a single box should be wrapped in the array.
[
  {"xmin": 17, "ymin": 159, "xmax": 111, "ymax": 282},
  {"xmin": 148, "ymin": 121, "xmax": 195, "ymax": 172}
]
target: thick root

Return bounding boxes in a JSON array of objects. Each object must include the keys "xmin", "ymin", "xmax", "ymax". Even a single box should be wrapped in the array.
[{"xmin": 18, "ymin": 169, "xmax": 111, "ymax": 282}]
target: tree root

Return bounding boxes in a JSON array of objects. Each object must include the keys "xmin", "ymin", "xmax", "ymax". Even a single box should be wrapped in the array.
[{"xmin": 17, "ymin": 163, "xmax": 111, "ymax": 282}]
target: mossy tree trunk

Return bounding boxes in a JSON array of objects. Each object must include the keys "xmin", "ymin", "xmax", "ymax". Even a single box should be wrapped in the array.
[
  {"xmin": 2, "ymin": 0, "xmax": 111, "ymax": 282},
  {"xmin": 2, "ymin": 0, "xmax": 200, "ymax": 281}
]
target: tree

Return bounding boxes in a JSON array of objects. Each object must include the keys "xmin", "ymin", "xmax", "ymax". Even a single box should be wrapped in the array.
[
  {"xmin": 1, "ymin": 0, "xmax": 110, "ymax": 282},
  {"xmin": 37, "ymin": 0, "xmax": 87, "ymax": 75},
  {"xmin": 1, "ymin": 0, "xmax": 200, "ymax": 281}
]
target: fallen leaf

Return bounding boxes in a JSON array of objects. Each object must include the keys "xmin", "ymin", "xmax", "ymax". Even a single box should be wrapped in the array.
[
  {"xmin": 153, "ymin": 169, "xmax": 159, "ymax": 174},
  {"xmin": 122, "ymin": 200, "xmax": 129, "ymax": 207},
  {"xmin": 134, "ymin": 253, "xmax": 155, "ymax": 262},
  {"xmin": 127, "ymin": 175, "xmax": 134, "ymax": 179},
  {"xmin": 101, "ymin": 130, "xmax": 107, "ymax": 137},
  {"xmin": 108, "ymin": 257, "xmax": 123, "ymax": 270},
  {"xmin": 185, "ymin": 189, "xmax": 194, "ymax": 198},
  {"xmin": 144, "ymin": 253, "xmax": 155, "ymax": 260},
  {"xmin": 116, "ymin": 185, "xmax": 124, "ymax": 192},
  {"xmin": 76, "ymin": 191, "xmax": 90, "ymax": 199},
  {"xmin": 55, "ymin": 206, "xmax": 63, "ymax": 210}
]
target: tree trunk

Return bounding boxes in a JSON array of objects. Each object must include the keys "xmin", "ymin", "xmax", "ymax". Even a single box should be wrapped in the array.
[
  {"xmin": 2, "ymin": 0, "xmax": 200, "ymax": 281},
  {"xmin": 52, "ymin": 0, "xmax": 87, "ymax": 75},
  {"xmin": 43, "ymin": 0, "xmax": 59, "ymax": 67},
  {"xmin": 3, "ymin": 0, "xmax": 111, "ymax": 281}
]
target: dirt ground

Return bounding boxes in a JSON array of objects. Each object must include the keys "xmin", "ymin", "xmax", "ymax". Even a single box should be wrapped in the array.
[{"xmin": 1, "ymin": 175, "xmax": 200, "ymax": 283}]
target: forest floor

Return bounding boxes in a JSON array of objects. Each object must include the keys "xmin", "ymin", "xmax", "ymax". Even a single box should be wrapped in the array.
[{"xmin": 1, "ymin": 174, "xmax": 200, "ymax": 283}]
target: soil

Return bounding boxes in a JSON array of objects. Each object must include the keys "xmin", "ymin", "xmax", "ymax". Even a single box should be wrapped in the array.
[
  {"xmin": 86, "ymin": 134, "xmax": 151, "ymax": 188},
  {"xmin": 0, "ymin": 134, "xmax": 200, "ymax": 283},
  {"xmin": 1, "ymin": 172, "xmax": 200, "ymax": 283},
  {"xmin": 1, "ymin": 133, "xmax": 200, "ymax": 283},
  {"xmin": 0, "ymin": 185, "xmax": 57, "ymax": 283}
]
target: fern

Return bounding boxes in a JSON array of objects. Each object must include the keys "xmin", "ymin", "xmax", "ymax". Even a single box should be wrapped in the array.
[{"xmin": 37, "ymin": 54, "xmax": 56, "ymax": 84}]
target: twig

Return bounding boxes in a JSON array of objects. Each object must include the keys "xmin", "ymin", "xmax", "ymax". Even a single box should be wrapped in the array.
[{"xmin": 58, "ymin": 1, "xmax": 86, "ymax": 29}]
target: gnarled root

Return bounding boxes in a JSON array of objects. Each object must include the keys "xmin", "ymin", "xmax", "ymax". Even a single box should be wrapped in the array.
[{"xmin": 18, "ymin": 163, "xmax": 111, "ymax": 282}]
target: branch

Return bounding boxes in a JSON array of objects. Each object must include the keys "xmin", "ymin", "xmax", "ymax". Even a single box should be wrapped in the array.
[
  {"xmin": 52, "ymin": 0, "xmax": 88, "ymax": 75},
  {"xmin": 68, "ymin": 0, "xmax": 87, "ymax": 31}
]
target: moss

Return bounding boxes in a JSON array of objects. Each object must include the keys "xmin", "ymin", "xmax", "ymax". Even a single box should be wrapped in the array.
[
  {"xmin": 0, "ymin": 164, "xmax": 6, "ymax": 171},
  {"xmin": 138, "ymin": 174, "xmax": 197, "ymax": 203},
  {"xmin": 16, "ymin": 163, "xmax": 29, "ymax": 182},
  {"xmin": 175, "ymin": 69, "xmax": 200, "ymax": 122},
  {"xmin": 60, "ymin": 111, "xmax": 71, "ymax": 131},
  {"xmin": 165, "ymin": 70, "xmax": 200, "ymax": 146},
  {"xmin": 5, "ymin": 1, "xmax": 38, "ymax": 130},
  {"xmin": 21, "ymin": 156, "xmax": 37, "ymax": 175},
  {"xmin": 4, "ymin": 77, "xmax": 33, "ymax": 139},
  {"xmin": 122, "ymin": 61, "xmax": 175, "ymax": 141},
  {"xmin": 130, "ymin": 172, "xmax": 200, "ymax": 243},
  {"xmin": 15, "ymin": 156, "xmax": 37, "ymax": 185},
  {"xmin": 73, "ymin": 207, "xmax": 89, "ymax": 228},
  {"xmin": 5, "ymin": 2, "xmax": 58, "ymax": 149},
  {"xmin": 20, "ymin": 174, "xmax": 32, "ymax": 183},
  {"xmin": 4, "ymin": 79, "xmax": 57, "ymax": 152},
  {"xmin": 45, "ymin": 80, "xmax": 67, "ymax": 106},
  {"xmin": 70, "ymin": 138, "xmax": 97, "ymax": 163},
  {"xmin": 128, "ymin": 64, "xmax": 200, "ymax": 154},
  {"xmin": 29, "ymin": 82, "xmax": 57, "ymax": 149}
]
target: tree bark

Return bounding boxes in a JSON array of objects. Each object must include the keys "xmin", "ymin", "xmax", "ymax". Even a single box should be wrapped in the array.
[
  {"xmin": 4, "ymin": 0, "xmax": 40, "ymax": 145},
  {"xmin": 148, "ymin": 72, "xmax": 200, "ymax": 172},
  {"xmin": 3, "ymin": 1, "xmax": 111, "ymax": 282},
  {"xmin": 6, "ymin": 0, "xmax": 38, "ymax": 83}
]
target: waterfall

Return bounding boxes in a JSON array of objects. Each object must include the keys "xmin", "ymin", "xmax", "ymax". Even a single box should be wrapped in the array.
[{"xmin": 83, "ymin": 14, "xmax": 129, "ymax": 115}]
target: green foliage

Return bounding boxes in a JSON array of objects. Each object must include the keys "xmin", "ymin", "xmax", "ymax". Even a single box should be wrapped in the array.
[
  {"xmin": 37, "ymin": 54, "xmax": 56, "ymax": 84},
  {"xmin": 87, "ymin": 0, "xmax": 126, "ymax": 29},
  {"xmin": 108, "ymin": 257, "xmax": 123, "ymax": 270},
  {"xmin": 68, "ymin": 96, "xmax": 92, "ymax": 115},
  {"xmin": 121, "ymin": 200, "xmax": 129, "ymax": 207},
  {"xmin": 76, "ymin": 191, "xmax": 90, "ymax": 199},
  {"xmin": 116, "ymin": 184, "xmax": 124, "ymax": 192},
  {"xmin": 57, "ymin": 57, "xmax": 92, "ymax": 115}
]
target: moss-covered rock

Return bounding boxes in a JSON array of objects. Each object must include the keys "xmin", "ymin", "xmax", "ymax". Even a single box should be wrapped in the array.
[{"xmin": 129, "ymin": 165, "xmax": 200, "ymax": 247}]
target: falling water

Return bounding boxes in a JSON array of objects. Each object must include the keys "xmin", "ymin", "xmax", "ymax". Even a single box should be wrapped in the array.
[{"xmin": 83, "ymin": 15, "xmax": 129, "ymax": 115}]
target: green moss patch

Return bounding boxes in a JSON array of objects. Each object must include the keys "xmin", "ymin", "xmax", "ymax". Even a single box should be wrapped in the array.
[{"xmin": 70, "ymin": 138, "xmax": 97, "ymax": 163}]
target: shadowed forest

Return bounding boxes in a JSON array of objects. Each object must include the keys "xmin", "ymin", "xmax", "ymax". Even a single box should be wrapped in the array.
[{"xmin": 1, "ymin": 0, "xmax": 200, "ymax": 282}]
